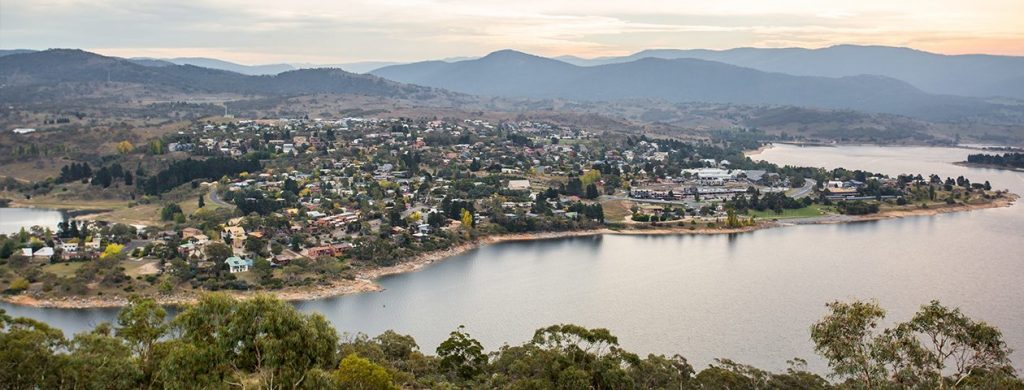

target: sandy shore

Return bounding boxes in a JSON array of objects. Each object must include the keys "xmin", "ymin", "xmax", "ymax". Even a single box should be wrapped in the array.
[{"xmin": 3, "ymin": 194, "xmax": 1015, "ymax": 309}]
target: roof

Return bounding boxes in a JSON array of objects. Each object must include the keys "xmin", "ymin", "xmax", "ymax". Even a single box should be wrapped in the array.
[{"xmin": 225, "ymin": 256, "xmax": 253, "ymax": 266}]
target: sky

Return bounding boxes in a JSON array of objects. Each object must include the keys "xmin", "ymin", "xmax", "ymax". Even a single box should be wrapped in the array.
[{"xmin": 2, "ymin": 0, "xmax": 1023, "ymax": 64}]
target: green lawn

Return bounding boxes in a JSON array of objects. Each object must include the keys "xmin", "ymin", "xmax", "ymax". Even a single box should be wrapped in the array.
[{"xmin": 746, "ymin": 204, "xmax": 828, "ymax": 220}]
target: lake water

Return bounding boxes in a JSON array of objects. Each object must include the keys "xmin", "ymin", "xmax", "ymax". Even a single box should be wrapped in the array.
[
  {"xmin": 2, "ymin": 145, "xmax": 1022, "ymax": 373},
  {"xmin": 0, "ymin": 207, "xmax": 65, "ymax": 236}
]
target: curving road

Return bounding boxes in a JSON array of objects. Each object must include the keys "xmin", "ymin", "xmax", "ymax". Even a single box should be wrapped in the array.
[
  {"xmin": 786, "ymin": 179, "xmax": 817, "ymax": 199},
  {"xmin": 207, "ymin": 186, "xmax": 233, "ymax": 208}
]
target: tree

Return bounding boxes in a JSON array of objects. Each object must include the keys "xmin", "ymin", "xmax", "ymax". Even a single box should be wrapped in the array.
[
  {"xmin": 116, "ymin": 140, "xmax": 134, "ymax": 154},
  {"xmin": 334, "ymin": 353, "xmax": 399, "ymax": 390},
  {"xmin": 116, "ymin": 297, "xmax": 168, "ymax": 384},
  {"xmin": 101, "ymin": 243, "xmax": 125, "ymax": 259},
  {"xmin": 460, "ymin": 208, "xmax": 473, "ymax": 229},
  {"xmin": 0, "ymin": 316, "xmax": 66, "ymax": 389},
  {"xmin": 160, "ymin": 203, "xmax": 183, "ymax": 221},
  {"xmin": 810, "ymin": 300, "xmax": 889, "ymax": 388},
  {"xmin": 437, "ymin": 325, "xmax": 486, "ymax": 381},
  {"xmin": 8, "ymin": 277, "xmax": 30, "ymax": 292},
  {"xmin": 198, "ymin": 194, "xmax": 206, "ymax": 209},
  {"xmin": 62, "ymin": 323, "xmax": 142, "ymax": 389},
  {"xmin": 908, "ymin": 300, "xmax": 1011, "ymax": 388},
  {"xmin": 253, "ymin": 258, "xmax": 273, "ymax": 284},
  {"xmin": 205, "ymin": 242, "xmax": 233, "ymax": 263},
  {"xmin": 585, "ymin": 183, "xmax": 599, "ymax": 199},
  {"xmin": 725, "ymin": 208, "xmax": 742, "ymax": 228}
]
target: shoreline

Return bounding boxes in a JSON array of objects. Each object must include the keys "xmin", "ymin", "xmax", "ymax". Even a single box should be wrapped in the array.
[
  {"xmin": 2, "ymin": 194, "xmax": 1015, "ymax": 309},
  {"xmin": 952, "ymin": 161, "xmax": 1024, "ymax": 172}
]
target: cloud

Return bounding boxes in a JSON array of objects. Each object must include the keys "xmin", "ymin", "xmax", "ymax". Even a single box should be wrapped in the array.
[{"xmin": 1, "ymin": 0, "xmax": 1021, "ymax": 63}]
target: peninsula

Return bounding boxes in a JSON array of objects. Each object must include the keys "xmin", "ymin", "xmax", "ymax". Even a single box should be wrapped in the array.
[{"xmin": 0, "ymin": 117, "xmax": 1016, "ymax": 308}]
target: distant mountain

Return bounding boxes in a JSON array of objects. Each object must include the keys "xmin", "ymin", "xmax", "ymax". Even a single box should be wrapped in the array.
[
  {"xmin": 162, "ymin": 57, "xmax": 295, "ymax": 75},
  {"xmin": 0, "ymin": 49, "xmax": 447, "ymax": 101},
  {"xmin": 292, "ymin": 61, "xmax": 402, "ymax": 74},
  {"xmin": 372, "ymin": 49, "xmax": 1008, "ymax": 121},
  {"xmin": 128, "ymin": 58, "xmax": 175, "ymax": 67},
  {"xmin": 557, "ymin": 45, "xmax": 1024, "ymax": 99},
  {"xmin": 0, "ymin": 49, "xmax": 38, "ymax": 57}
]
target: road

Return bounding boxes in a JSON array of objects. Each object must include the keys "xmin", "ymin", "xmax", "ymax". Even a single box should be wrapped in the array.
[
  {"xmin": 207, "ymin": 186, "xmax": 233, "ymax": 208},
  {"xmin": 786, "ymin": 179, "xmax": 817, "ymax": 199}
]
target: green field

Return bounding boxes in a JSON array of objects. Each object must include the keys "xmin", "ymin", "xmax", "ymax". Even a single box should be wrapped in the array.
[{"xmin": 746, "ymin": 204, "xmax": 829, "ymax": 220}]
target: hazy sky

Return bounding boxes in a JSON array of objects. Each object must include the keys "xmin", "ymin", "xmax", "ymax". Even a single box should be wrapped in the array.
[{"xmin": 2, "ymin": 0, "xmax": 1023, "ymax": 64}]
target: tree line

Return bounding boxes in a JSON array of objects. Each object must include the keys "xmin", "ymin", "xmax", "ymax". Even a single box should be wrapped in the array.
[
  {"xmin": 138, "ymin": 157, "xmax": 261, "ymax": 195},
  {"xmin": 1, "ymin": 294, "xmax": 1018, "ymax": 389},
  {"xmin": 967, "ymin": 153, "xmax": 1024, "ymax": 169}
]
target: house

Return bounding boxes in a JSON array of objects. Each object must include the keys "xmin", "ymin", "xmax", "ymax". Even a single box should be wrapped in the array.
[
  {"xmin": 12, "ymin": 128, "xmax": 37, "ymax": 134},
  {"xmin": 60, "ymin": 242, "xmax": 79, "ymax": 253},
  {"xmin": 303, "ymin": 243, "xmax": 352, "ymax": 258},
  {"xmin": 181, "ymin": 227, "xmax": 204, "ymax": 239},
  {"xmin": 177, "ymin": 243, "xmax": 203, "ymax": 258},
  {"xmin": 507, "ymin": 179, "xmax": 531, "ymax": 191},
  {"xmin": 225, "ymin": 256, "xmax": 254, "ymax": 273},
  {"xmin": 223, "ymin": 226, "xmax": 246, "ymax": 241},
  {"xmin": 33, "ymin": 247, "xmax": 54, "ymax": 258}
]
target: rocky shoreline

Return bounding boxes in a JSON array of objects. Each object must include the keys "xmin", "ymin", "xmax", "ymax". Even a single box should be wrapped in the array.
[{"xmin": 2, "ymin": 194, "xmax": 1015, "ymax": 309}]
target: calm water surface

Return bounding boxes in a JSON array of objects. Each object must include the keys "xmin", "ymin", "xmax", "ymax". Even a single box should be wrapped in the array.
[
  {"xmin": 3, "ymin": 145, "xmax": 1023, "ymax": 373},
  {"xmin": 0, "ymin": 208, "xmax": 64, "ymax": 236}
]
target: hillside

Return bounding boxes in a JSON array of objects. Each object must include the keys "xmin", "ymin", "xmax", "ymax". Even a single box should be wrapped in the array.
[
  {"xmin": 0, "ymin": 49, "xmax": 448, "ymax": 102},
  {"xmin": 163, "ymin": 57, "xmax": 295, "ymax": 75},
  {"xmin": 372, "ymin": 50, "xmax": 1013, "ymax": 122},
  {"xmin": 557, "ymin": 45, "xmax": 1024, "ymax": 99}
]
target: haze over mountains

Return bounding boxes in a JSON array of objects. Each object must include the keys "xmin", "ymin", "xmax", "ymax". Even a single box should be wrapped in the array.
[
  {"xmin": 554, "ymin": 45, "xmax": 1024, "ymax": 99},
  {"xmin": 2, "ymin": 46, "xmax": 1023, "ymax": 125},
  {"xmin": 372, "ymin": 49, "xmax": 1015, "ymax": 121}
]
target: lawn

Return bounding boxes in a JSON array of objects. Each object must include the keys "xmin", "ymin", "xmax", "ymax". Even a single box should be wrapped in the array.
[
  {"xmin": 123, "ymin": 259, "xmax": 161, "ymax": 278},
  {"xmin": 41, "ymin": 262, "xmax": 85, "ymax": 278},
  {"xmin": 746, "ymin": 204, "xmax": 829, "ymax": 220},
  {"xmin": 600, "ymin": 199, "xmax": 634, "ymax": 223}
]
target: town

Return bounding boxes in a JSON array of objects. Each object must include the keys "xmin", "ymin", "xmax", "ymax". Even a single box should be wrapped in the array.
[{"xmin": 0, "ymin": 116, "xmax": 1009, "ymax": 300}]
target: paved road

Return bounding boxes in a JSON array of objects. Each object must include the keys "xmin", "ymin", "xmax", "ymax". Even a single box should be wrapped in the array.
[
  {"xmin": 207, "ymin": 186, "xmax": 233, "ymax": 208},
  {"xmin": 786, "ymin": 179, "xmax": 817, "ymax": 199}
]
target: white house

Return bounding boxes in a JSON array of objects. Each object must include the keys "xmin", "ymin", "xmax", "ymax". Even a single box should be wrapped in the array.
[
  {"xmin": 225, "ymin": 256, "xmax": 254, "ymax": 273},
  {"xmin": 60, "ymin": 242, "xmax": 79, "ymax": 253},
  {"xmin": 507, "ymin": 179, "xmax": 531, "ymax": 191}
]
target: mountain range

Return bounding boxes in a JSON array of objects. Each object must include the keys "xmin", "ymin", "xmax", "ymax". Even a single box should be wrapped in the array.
[
  {"xmin": 2, "ymin": 47, "xmax": 1022, "ymax": 124},
  {"xmin": 0, "ymin": 49, "xmax": 446, "ymax": 101},
  {"xmin": 554, "ymin": 45, "xmax": 1024, "ymax": 99},
  {"xmin": 371, "ymin": 50, "xmax": 1011, "ymax": 121}
]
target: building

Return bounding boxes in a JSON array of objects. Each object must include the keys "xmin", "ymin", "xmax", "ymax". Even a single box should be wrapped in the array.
[
  {"xmin": 683, "ymin": 168, "xmax": 739, "ymax": 186},
  {"xmin": 225, "ymin": 256, "xmax": 254, "ymax": 273},
  {"xmin": 33, "ymin": 247, "xmax": 54, "ymax": 258},
  {"xmin": 507, "ymin": 179, "xmax": 531, "ymax": 191},
  {"xmin": 60, "ymin": 242, "xmax": 79, "ymax": 253}
]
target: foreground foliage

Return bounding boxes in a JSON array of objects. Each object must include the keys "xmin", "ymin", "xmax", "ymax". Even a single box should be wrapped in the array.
[{"xmin": 0, "ymin": 294, "xmax": 1019, "ymax": 389}]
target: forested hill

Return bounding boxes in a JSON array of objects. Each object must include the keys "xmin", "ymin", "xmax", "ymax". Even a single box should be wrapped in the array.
[{"xmin": 0, "ymin": 49, "xmax": 451, "ymax": 102}]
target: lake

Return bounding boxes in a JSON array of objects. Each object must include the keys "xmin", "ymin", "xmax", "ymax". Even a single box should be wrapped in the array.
[
  {"xmin": 0, "ymin": 207, "xmax": 65, "ymax": 236},
  {"xmin": 2, "ymin": 145, "xmax": 1022, "ymax": 373}
]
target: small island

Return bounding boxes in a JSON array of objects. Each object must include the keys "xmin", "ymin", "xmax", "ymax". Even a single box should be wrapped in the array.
[{"xmin": 0, "ymin": 118, "xmax": 1017, "ymax": 308}]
